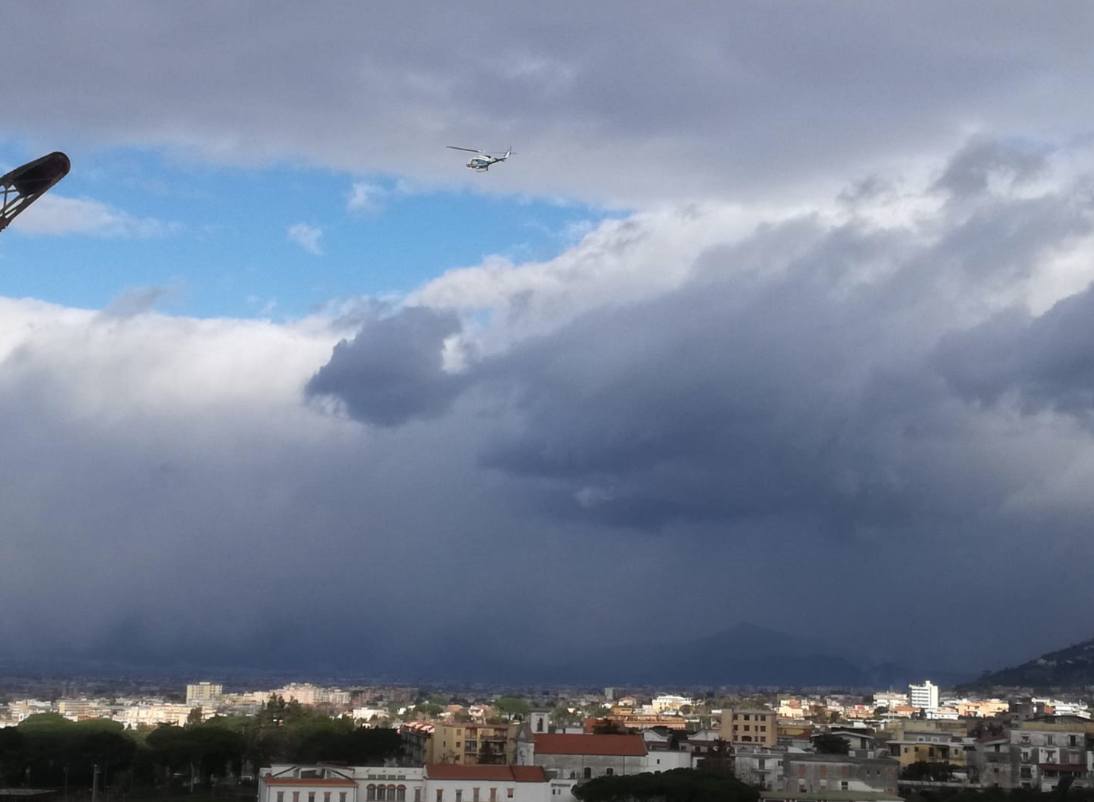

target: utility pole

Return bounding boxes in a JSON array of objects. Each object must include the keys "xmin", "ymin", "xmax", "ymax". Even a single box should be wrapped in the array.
[{"xmin": 92, "ymin": 764, "xmax": 100, "ymax": 802}]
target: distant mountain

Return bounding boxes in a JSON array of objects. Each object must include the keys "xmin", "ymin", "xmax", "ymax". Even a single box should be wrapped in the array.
[
  {"xmin": 958, "ymin": 636, "xmax": 1094, "ymax": 691},
  {"xmin": 9, "ymin": 621, "xmax": 966, "ymax": 691},
  {"xmin": 588, "ymin": 623, "xmax": 920, "ymax": 689}
]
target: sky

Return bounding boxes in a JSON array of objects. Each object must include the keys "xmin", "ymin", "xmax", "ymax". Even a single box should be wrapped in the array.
[{"xmin": 3, "ymin": 1, "xmax": 1094, "ymax": 682}]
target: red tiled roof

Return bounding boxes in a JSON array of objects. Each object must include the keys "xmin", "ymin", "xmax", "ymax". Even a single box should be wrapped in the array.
[
  {"xmin": 264, "ymin": 779, "xmax": 358, "ymax": 787},
  {"xmin": 425, "ymin": 765, "xmax": 546, "ymax": 783},
  {"xmin": 534, "ymin": 734, "xmax": 647, "ymax": 757}
]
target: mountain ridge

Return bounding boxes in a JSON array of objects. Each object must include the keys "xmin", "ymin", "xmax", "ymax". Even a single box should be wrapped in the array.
[{"xmin": 958, "ymin": 635, "xmax": 1094, "ymax": 691}]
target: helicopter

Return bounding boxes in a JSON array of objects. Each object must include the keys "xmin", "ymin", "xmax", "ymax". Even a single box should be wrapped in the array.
[
  {"xmin": 447, "ymin": 146, "xmax": 512, "ymax": 172},
  {"xmin": 0, "ymin": 151, "xmax": 71, "ymax": 233}
]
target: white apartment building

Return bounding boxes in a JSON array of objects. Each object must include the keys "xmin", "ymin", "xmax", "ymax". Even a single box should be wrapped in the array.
[
  {"xmin": 186, "ymin": 682, "xmax": 224, "ymax": 705},
  {"xmin": 650, "ymin": 695, "xmax": 693, "ymax": 714},
  {"xmin": 909, "ymin": 681, "xmax": 939, "ymax": 710}
]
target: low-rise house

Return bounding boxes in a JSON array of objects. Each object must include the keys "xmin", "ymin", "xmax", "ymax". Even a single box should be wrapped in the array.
[
  {"xmin": 734, "ymin": 745, "xmax": 786, "ymax": 790},
  {"xmin": 781, "ymin": 753, "xmax": 899, "ymax": 797},
  {"xmin": 257, "ymin": 764, "xmax": 552, "ymax": 802}
]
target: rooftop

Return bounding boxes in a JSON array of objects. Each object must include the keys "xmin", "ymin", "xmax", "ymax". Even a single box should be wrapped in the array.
[{"xmin": 534, "ymin": 733, "xmax": 647, "ymax": 757}]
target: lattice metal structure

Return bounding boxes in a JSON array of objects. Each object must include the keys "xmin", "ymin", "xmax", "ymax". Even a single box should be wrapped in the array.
[{"xmin": 0, "ymin": 151, "xmax": 70, "ymax": 233}]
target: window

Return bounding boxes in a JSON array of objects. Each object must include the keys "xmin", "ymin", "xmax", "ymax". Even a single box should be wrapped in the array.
[
  {"xmin": 437, "ymin": 792, "xmax": 443, "ymax": 802},
  {"xmin": 325, "ymin": 793, "xmax": 331, "ymax": 802},
  {"xmin": 341, "ymin": 794, "xmax": 347, "ymax": 802},
  {"xmin": 456, "ymin": 792, "xmax": 462, "ymax": 802},
  {"xmin": 1047, "ymin": 736, "xmax": 1055, "ymax": 746},
  {"xmin": 294, "ymin": 794, "xmax": 300, "ymax": 802},
  {"xmin": 415, "ymin": 790, "xmax": 421, "ymax": 802},
  {"xmin": 473, "ymin": 790, "xmax": 479, "ymax": 802},
  {"xmin": 490, "ymin": 790, "xmax": 497, "ymax": 802},
  {"xmin": 583, "ymin": 768, "xmax": 592, "ymax": 780},
  {"xmin": 278, "ymin": 794, "xmax": 284, "ymax": 802},
  {"xmin": 1070, "ymin": 735, "xmax": 1078, "ymax": 747},
  {"xmin": 606, "ymin": 769, "xmax": 614, "ymax": 777},
  {"xmin": 507, "ymin": 792, "xmax": 513, "ymax": 800},
  {"xmin": 398, "ymin": 789, "xmax": 406, "ymax": 802},
  {"xmin": 841, "ymin": 782, "xmax": 849, "ymax": 791},
  {"xmin": 1021, "ymin": 735, "xmax": 1031, "ymax": 744},
  {"xmin": 368, "ymin": 787, "xmax": 377, "ymax": 802}
]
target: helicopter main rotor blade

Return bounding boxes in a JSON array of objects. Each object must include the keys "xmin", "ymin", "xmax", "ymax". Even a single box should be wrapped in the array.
[{"xmin": 446, "ymin": 146, "xmax": 483, "ymax": 153}]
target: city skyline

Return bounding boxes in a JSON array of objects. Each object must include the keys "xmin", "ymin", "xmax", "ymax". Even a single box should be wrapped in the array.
[{"xmin": 4, "ymin": 3, "xmax": 1094, "ymax": 678}]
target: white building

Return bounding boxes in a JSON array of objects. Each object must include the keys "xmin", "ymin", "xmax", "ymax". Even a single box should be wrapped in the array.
[
  {"xmin": 258, "ymin": 765, "xmax": 550, "ymax": 802},
  {"xmin": 186, "ymin": 682, "xmax": 223, "ymax": 705},
  {"xmin": 650, "ymin": 695, "xmax": 693, "ymax": 714},
  {"xmin": 909, "ymin": 681, "xmax": 939, "ymax": 710}
]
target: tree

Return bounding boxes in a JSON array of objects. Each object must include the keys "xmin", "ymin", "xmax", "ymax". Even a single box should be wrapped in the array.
[
  {"xmin": 549, "ymin": 704, "xmax": 580, "ymax": 729},
  {"xmin": 901, "ymin": 762, "xmax": 953, "ymax": 782},
  {"xmin": 812, "ymin": 733, "xmax": 850, "ymax": 755},
  {"xmin": 493, "ymin": 697, "xmax": 530, "ymax": 721},
  {"xmin": 573, "ymin": 768, "xmax": 759, "ymax": 802}
]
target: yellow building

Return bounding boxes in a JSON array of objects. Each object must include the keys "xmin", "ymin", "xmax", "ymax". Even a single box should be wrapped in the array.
[
  {"xmin": 430, "ymin": 722, "xmax": 518, "ymax": 765},
  {"xmin": 721, "ymin": 709, "xmax": 777, "ymax": 747}
]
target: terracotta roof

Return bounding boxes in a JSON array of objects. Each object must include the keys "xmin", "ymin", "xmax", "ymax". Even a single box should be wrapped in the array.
[
  {"xmin": 533, "ymin": 734, "xmax": 647, "ymax": 757},
  {"xmin": 425, "ymin": 765, "xmax": 546, "ymax": 783},
  {"xmin": 264, "ymin": 779, "xmax": 358, "ymax": 787}
]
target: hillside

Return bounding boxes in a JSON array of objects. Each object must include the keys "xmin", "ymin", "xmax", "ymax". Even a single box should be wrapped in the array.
[{"xmin": 960, "ymin": 636, "xmax": 1094, "ymax": 691}]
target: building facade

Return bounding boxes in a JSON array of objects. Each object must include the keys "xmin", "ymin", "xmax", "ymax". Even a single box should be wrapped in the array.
[{"xmin": 721, "ymin": 709, "xmax": 777, "ymax": 747}]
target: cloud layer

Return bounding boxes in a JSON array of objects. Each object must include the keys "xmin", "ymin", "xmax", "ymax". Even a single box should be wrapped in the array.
[
  {"xmin": 5, "ymin": 139, "xmax": 1092, "ymax": 675},
  {"xmin": 8, "ymin": 3, "xmax": 1094, "ymax": 205},
  {"xmin": 5, "ymin": 4, "xmax": 1094, "ymax": 679}
]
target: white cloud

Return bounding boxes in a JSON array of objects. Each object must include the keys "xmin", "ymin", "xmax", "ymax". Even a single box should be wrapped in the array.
[
  {"xmin": 287, "ymin": 222, "xmax": 323, "ymax": 254},
  {"xmin": 11, "ymin": 194, "xmax": 179, "ymax": 238},
  {"xmin": 347, "ymin": 181, "xmax": 384, "ymax": 213}
]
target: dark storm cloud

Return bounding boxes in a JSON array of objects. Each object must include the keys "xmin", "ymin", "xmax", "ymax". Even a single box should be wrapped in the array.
[
  {"xmin": 316, "ymin": 143, "xmax": 1094, "ymax": 542},
  {"xmin": 935, "ymin": 285, "xmax": 1094, "ymax": 417},
  {"xmin": 306, "ymin": 306, "xmax": 467, "ymax": 426}
]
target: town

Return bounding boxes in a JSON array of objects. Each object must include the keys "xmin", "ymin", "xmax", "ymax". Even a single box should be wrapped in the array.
[{"xmin": 2, "ymin": 675, "xmax": 1093, "ymax": 802}]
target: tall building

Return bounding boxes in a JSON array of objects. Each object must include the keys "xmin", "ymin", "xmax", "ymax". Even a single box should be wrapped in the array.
[
  {"xmin": 720, "ymin": 709, "xmax": 777, "ymax": 747},
  {"xmin": 908, "ymin": 680, "xmax": 938, "ymax": 710},
  {"xmin": 186, "ymin": 681, "xmax": 223, "ymax": 704}
]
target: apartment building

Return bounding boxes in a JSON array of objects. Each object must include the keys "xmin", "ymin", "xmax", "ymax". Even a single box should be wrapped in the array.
[
  {"xmin": 908, "ymin": 681, "xmax": 939, "ymax": 711},
  {"xmin": 720, "ymin": 709, "xmax": 777, "ymax": 747},
  {"xmin": 431, "ymin": 722, "xmax": 518, "ymax": 766},
  {"xmin": 186, "ymin": 682, "xmax": 223, "ymax": 704},
  {"xmin": 1009, "ymin": 719, "xmax": 1094, "ymax": 792},
  {"xmin": 780, "ymin": 753, "xmax": 899, "ymax": 797}
]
